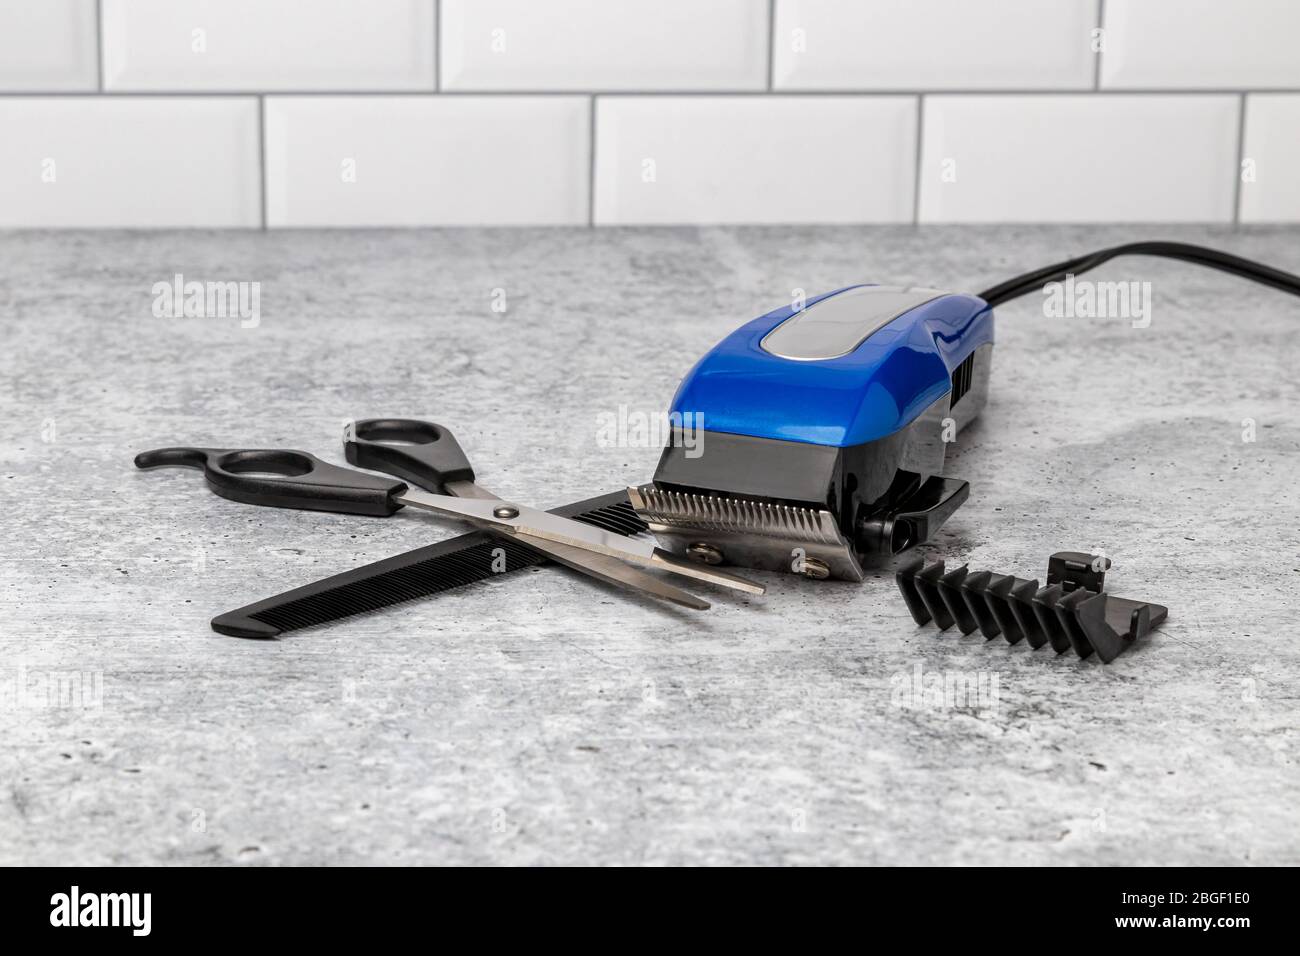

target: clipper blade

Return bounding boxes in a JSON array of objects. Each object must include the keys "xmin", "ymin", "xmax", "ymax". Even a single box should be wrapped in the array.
[{"xmin": 628, "ymin": 484, "xmax": 865, "ymax": 581}]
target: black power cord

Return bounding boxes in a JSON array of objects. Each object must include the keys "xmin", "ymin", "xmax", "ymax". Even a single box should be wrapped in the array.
[{"xmin": 978, "ymin": 241, "xmax": 1300, "ymax": 307}]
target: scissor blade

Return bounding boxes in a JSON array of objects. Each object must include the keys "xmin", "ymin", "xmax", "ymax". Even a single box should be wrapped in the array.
[
  {"xmin": 396, "ymin": 488, "xmax": 765, "ymax": 595},
  {"xmin": 649, "ymin": 550, "xmax": 767, "ymax": 595},
  {"xmin": 442, "ymin": 480, "xmax": 706, "ymax": 608},
  {"xmin": 516, "ymin": 532, "xmax": 708, "ymax": 611},
  {"xmin": 397, "ymin": 489, "xmax": 655, "ymax": 556}
]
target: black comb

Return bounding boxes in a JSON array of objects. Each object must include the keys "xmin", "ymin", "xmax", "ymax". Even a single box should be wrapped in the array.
[
  {"xmin": 895, "ymin": 551, "xmax": 1167, "ymax": 663},
  {"xmin": 211, "ymin": 491, "xmax": 645, "ymax": 638}
]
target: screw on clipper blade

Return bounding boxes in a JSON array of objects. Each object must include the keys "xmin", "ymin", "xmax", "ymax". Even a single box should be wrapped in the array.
[{"xmin": 894, "ymin": 551, "xmax": 1168, "ymax": 663}]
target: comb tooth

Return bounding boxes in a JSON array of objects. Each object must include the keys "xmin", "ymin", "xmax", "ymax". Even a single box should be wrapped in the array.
[
  {"xmin": 960, "ymin": 571, "xmax": 1001, "ymax": 639},
  {"xmin": 1105, "ymin": 595, "xmax": 1163, "ymax": 641},
  {"xmin": 1008, "ymin": 578, "xmax": 1046, "ymax": 648},
  {"xmin": 579, "ymin": 499, "xmax": 649, "ymax": 536},
  {"xmin": 915, "ymin": 561, "xmax": 952, "ymax": 629},
  {"xmin": 894, "ymin": 557, "xmax": 931, "ymax": 625},
  {"xmin": 1032, "ymin": 584, "xmax": 1072, "ymax": 654},
  {"xmin": 1056, "ymin": 589, "xmax": 1097, "ymax": 660},
  {"xmin": 984, "ymin": 574, "xmax": 1024, "ymax": 645},
  {"xmin": 1130, "ymin": 602, "xmax": 1157, "ymax": 638},
  {"xmin": 1073, "ymin": 592, "xmax": 1149, "ymax": 664},
  {"xmin": 937, "ymin": 565, "xmax": 978, "ymax": 634}
]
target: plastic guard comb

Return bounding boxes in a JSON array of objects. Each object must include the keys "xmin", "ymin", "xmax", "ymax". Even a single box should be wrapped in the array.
[{"xmin": 895, "ymin": 551, "xmax": 1168, "ymax": 663}]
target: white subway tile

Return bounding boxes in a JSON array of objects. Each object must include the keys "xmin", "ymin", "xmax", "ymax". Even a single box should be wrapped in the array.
[
  {"xmin": 265, "ymin": 96, "xmax": 590, "ymax": 226},
  {"xmin": 0, "ymin": 0, "xmax": 98, "ymax": 91},
  {"xmin": 1101, "ymin": 0, "xmax": 1300, "ymax": 89},
  {"xmin": 1240, "ymin": 95, "xmax": 1300, "ymax": 223},
  {"xmin": 440, "ymin": 0, "xmax": 767, "ymax": 91},
  {"xmin": 0, "ymin": 98, "xmax": 260, "ymax": 227},
  {"xmin": 102, "ymin": 0, "xmax": 435, "ymax": 91},
  {"xmin": 774, "ymin": 0, "xmax": 1096, "ymax": 91},
  {"xmin": 594, "ymin": 96, "xmax": 917, "ymax": 225},
  {"xmin": 918, "ymin": 95, "xmax": 1239, "ymax": 223}
]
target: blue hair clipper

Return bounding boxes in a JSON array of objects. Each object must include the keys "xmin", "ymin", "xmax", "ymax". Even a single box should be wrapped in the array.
[{"xmin": 629, "ymin": 286, "xmax": 993, "ymax": 581}]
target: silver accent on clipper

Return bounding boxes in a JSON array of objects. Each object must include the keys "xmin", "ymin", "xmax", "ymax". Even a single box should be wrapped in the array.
[
  {"xmin": 627, "ymin": 485, "xmax": 866, "ymax": 582},
  {"xmin": 758, "ymin": 286, "xmax": 944, "ymax": 362}
]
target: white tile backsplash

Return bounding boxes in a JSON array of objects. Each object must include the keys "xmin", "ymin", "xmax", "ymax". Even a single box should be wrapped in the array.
[
  {"xmin": 1101, "ymin": 0, "xmax": 1300, "ymax": 90},
  {"xmin": 593, "ymin": 96, "xmax": 917, "ymax": 225},
  {"xmin": 0, "ymin": 0, "xmax": 98, "ymax": 91},
  {"xmin": 102, "ymin": 0, "xmax": 436, "ymax": 91},
  {"xmin": 918, "ymin": 95, "xmax": 1240, "ymax": 223},
  {"xmin": 1240, "ymin": 95, "xmax": 1300, "ymax": 223},
  {"xmin": 0, "ymin": 97, "xmax": 260, "ymax": 227},
  {"xmin": 0, "ymin": 2, "xmax": 1293, "ymax": 227},
  {"xmin": 265, "ymin": 96, "xmax": 589, "ymax": 226},
  {"xmin": 440, "ymin": 0, "xmax": 767, "ymax": 91},
  {"xmin": 773, "ymin": 0, "xmax": 1097, "ymax": 91}
]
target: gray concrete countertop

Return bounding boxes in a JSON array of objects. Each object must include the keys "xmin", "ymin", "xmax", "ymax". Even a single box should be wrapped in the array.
[{"xmin": 2, "ymin": 225, "xmax": 1297, "ymax": 866}]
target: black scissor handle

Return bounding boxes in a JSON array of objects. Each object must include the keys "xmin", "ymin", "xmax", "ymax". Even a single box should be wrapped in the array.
[
  {"xmin": 344, "ymin": 418, "xmax": 476, "ymax": 493},
  {"xmin": 134, "ymin": 446, "xmax": 407, "ymax": 516}
]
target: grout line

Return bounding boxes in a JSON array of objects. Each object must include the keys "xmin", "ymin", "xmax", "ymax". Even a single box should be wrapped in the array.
[
  {"xmin": 766, "ymin": 0, "xmax": 776, "ymax": 91},
  {"xmin": 258, "ymin": 95, "xmax": 268, "ymax": 230},
  {"xmin": 1094, "ymin": 0, "xmax": 1105, "ymax": 90},
  {"xmin": 0, "ymin": 88, "xmax": 1295, "ymax": 97},
  {"xmin": 912, "ymin": 95, "xmax": 924, "ymax": 225},
  {"xmin": 95, "ymin": 0, "xmax": 104, "ymax": 90},
  {"xmin": 587, "ymin": 95, "xmax": 597, "ymax": 227},
  {"xmin": 1232, "ymin": 92, "xmax": 1247, "ymax": 227}
]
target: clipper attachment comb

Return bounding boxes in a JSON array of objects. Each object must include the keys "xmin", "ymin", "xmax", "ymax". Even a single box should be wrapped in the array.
[{"xmin": 895, "ymin": 551, "xmax": 1167, "ymax": 663}]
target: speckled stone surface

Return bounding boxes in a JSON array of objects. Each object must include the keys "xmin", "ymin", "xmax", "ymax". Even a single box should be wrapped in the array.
[{"xmin": 1, "ymin": 225, "xmax": 1297, "ymax": 866}]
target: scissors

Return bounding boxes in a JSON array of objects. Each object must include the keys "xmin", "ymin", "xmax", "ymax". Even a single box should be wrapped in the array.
[{"xmin": 135, "ymin": 418, "xmax": 765, "ymax": 612}]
